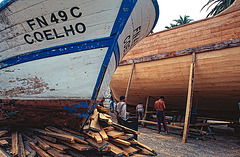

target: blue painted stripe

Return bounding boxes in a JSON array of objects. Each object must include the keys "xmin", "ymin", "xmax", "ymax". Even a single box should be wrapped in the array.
[
  {"xmin": 0, "ymin": 37, "xmax": 114, "ymax": 70},
  {"xmin": 91, "ymin": 0, "xmax": 138, "ymax": 100},
  {"xmin": 150, "ymin": 0, "xmax": 160, "ymax": 34},
  {"xmin": 0, "ymin": 0, "xmax": 15, "ymax": 12},
  {"xmin": 114, "ymin": 43, "xmax": 120, "ymax": 67}
]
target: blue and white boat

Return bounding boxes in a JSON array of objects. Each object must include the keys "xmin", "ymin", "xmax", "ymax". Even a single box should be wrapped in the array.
[{"xmin": 0, "ymin": 0, "xmax": 159, "ymax": 127}]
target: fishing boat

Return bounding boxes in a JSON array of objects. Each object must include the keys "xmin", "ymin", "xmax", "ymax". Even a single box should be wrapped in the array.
[
  {"xmin": 0, "ymin": 0, "xmax": 159, "ymax": 128},
  {"xmin": 110, "ymin": 0, "xmax": 240, "ymax": 122}
]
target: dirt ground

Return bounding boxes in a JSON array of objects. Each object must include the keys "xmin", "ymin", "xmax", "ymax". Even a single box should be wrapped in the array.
[{"xmin": 109, "ymin": 112, "xmax": 240, "ymax": 157}]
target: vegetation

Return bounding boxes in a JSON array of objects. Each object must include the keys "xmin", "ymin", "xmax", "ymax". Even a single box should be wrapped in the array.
[
  {"xmin": 165, "ymin": 15, "xmax": 194, "ymax": 29},
  {"xmin": 201, "ymin": 0, "xmax": 235, "ymax": 17}
]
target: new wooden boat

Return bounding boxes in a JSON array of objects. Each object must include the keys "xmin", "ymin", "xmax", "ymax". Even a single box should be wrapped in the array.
[
  {"xmin": 0, "ymin": 0, "xmax": 159, "ymax": 128},
  {"xmin": 110, "ymin": 0, "xmax": 240, "ymax": 121}
]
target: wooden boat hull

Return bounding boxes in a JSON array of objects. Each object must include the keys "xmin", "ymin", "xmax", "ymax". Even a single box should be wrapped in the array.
[
  {"xmin": 110, "ymin": 0, "xmax": 240, "ymax": 121},
  {"xmin": 0, "ymin": 0, "xmax": 159, "ymax": 127}
]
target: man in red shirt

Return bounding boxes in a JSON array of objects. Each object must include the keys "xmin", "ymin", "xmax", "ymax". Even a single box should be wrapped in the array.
[{"xmin": 154, "ymin": 96, "xmax": 168, "ymax": 134}]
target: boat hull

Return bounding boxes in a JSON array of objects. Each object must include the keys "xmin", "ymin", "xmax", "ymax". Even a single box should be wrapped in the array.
[
  {"xmin": 0, "ymin": 0, "xmax": 159, "ymax": 126},
  {"xmin": 110, "ymin": 0, "xmax": 240, "ymax": 121}
]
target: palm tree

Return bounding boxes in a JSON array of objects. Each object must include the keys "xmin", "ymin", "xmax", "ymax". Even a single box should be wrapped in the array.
[
  {"xmin": 165, "ymin": 15, "xmax": 194, "ymax": 29},
  {"xmin": 201, "ymin": 0, "xmax": 235, "ymax": 17}
]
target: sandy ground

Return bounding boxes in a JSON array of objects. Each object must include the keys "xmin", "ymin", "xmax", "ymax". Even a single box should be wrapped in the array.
[{"xmin": 109, "ymin": 112, "xmax": 240, "ymax": 157}]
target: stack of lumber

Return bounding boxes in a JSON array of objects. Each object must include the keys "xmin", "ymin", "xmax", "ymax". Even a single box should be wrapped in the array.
[{"xmin": 0, "ymin": 106, "xmax": 157, "ymax": 156}]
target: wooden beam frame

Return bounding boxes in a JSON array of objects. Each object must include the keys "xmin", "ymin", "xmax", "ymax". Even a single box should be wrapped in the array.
[
  {"xmin": 182, "ymin": 52, "xmax": 196, "ymax": 143},
  {"xmin": 125, "ymin": 62, "xmax": 135, "ymax": 104}
]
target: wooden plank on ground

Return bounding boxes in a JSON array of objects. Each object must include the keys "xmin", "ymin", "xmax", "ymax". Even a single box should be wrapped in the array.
[
  {"xmin": 118, "ymin": 134, "xmax": 134, "ymax": 140},
  {"xmin": 0, "ymin": 147, "xmax": 11, "ymax": 157},
  {"xmin": 89, "ymin": 112, "xmax": 101, "ymax": 132},
  {"xmin": 52, "ymin": 147, "xmax": 66, "ymax": 154},
  {"xmin": 46, "ymin": 148, "xmax": 68, "ymax": 157},
  {"xmin": 108, "ymin": 143, "xmax": 124, "ymax": 156},
  {"xmin": 30, "ymin": 128, "xmax": 75, "ymax": 143},
  {"xmin": 12, "ymin": 131, "xmax": 18, "ymax": 156},
  {"xmin": 38, "ymin": 135, "xmax": 57, "ymax": 143},
  {"xmin": 122, "ymin": 146, "xmax": 138, "ymax": 156},
  {"xmin": 85, "ymin": 138, "xmax": 109, "ymax": 151},
  {"xmin": 103, "ymin": 126, "xmax": 115, "ymax": 132},
  {"xmin": 60, "ymin": 140, "xmax": 93, "ymax": 151},
  {"xmin": 62, "ymin": 127, "xmax": 86, "ymax": 139},
  {"xmin": 85, "ymin": 131, "xmax": 102, "ymax": 143},
  {"xmin": 110, "ymin": 138, "xmax": 131, "ymax": 146},
  {"xmin": 35, "ymin": 136, "xmax": 50, "ymax": 151},
  {"xmin": 112, "ymin": 122, "xmax": 140, "ymax": 135},
  {"xmin": 29, "ymin": 141, "xmax": 51, "ymax": 157},
  {"xmin": 0, "ymin": 130, "xmax": 8, "ymax": 137},
  {"xmin": 99, "ymin": 113, "xmax": 109, "ymax": 122},
  {"xmin": 171, "ymin": 122, "xmax": 209, "ymax": 127},
  {"xmin": 18, "ymin": 133, "xmax": 26, "ymax": 157},
  {"xmin": 45, "ymin": 126, "xmax": 68, "ymax": 135},
  {"xmin": 106, "ymin": 130, "xmax": 125, "ymax": 138},
  {"xmin": 99, "ymin": 129, "xmax": 108, "ymax": 140},
  {"xmin": 132, "ymin": 139, "xmax": 157, "ymax": 155},
  {"xmin": 43, "ymin": 140, "xmax": 70, "ymax": 151},
  {"xmin": 103, "ymin": 113, "xmax": 112, "ymax": 119},
  {"xmin": 0, "ymin": 140, "xmax": 8, "ymax": 146}
]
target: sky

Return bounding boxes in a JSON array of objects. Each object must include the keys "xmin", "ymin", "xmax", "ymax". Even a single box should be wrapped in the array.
[{"xmin": 153, "ymin": 0, "xmax": 210, "ymax": 32}]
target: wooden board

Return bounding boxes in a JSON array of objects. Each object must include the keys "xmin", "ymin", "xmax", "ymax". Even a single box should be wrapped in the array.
[
  {"xmin": 18, "ymin": 133, "xmax": 26, "ymax": 157},
  {"xmin": 85, "ymin": 138, "xmax": 109, "ymax": 151},
  {"xmin": 99, "ymin": 129, "xmax": 108, "ymax": 140},
  {"xmin": 108, "ymin": 143, "xmax": 124, "ymax": 156},
  {"xmin": 29, "ymin": 141, "xmax": 51, "ymax": 157},
  {"xmin": 0, "ymin": 140, "xmax": 8, "ymax": 146},
  {"xmin": 30, "ymin": 128, "xmax": 75, "ymax": 143},
  {"xmin": 43, "ymin": 140, "xmax": 70, "ymax": 151},
  {"xmin": 12, "ymin": 131, "xmax": 18, "ymax": 156},
  {"xmin": 106, "ymin": 130, "xmax": 125, "ymax": 138},
  {"xmin": 60, "ymin": 141, "xmax": 93, "ymax": 151}
]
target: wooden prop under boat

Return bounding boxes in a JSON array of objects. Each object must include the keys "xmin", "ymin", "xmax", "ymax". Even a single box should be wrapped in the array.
[
  {"xmin": 0, "ymin": 0, "xmax": 159, "ymax": 128},
  {"xmin": 110, "ymin": 0, "xmax": 240, "ymax": 121}
]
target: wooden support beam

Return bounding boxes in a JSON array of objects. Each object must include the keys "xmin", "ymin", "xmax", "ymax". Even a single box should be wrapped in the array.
[
  {"xmin": 125, "ymin": 62, "xmax": 135, "ymax": 103},
  {"xmin": 182, "ymin": 52, "xmax": 196, "ymax": 143},
  {"xmin": 143, "ymin": 96, "xmax": 150, "ymax": 127}
]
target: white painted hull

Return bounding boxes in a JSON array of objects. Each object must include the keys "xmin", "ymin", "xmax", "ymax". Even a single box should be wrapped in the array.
[{"xmin": 0, "ymin": 0, "xmax": 159, "ymax": 103}]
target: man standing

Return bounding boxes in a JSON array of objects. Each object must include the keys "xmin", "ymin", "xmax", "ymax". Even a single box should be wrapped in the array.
[
  {"xmin": 154, "ymin": 96, "xmax": 168, "ymax": 134},
  {"xmin": 109, "ymin": 95, "xmax": 115, "ymax": 112},
  {"xmin": 136, "ymin": 103, "xmax": 144, "ymax": 125},
  {"xmin": 115, "ymin": 96, "xmax": 126, "ymax": 125}
]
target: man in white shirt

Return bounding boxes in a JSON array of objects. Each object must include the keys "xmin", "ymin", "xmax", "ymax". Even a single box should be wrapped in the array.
[{"xmin": 115, "ymin": 96, "xmax": 126, "ymax": 125}]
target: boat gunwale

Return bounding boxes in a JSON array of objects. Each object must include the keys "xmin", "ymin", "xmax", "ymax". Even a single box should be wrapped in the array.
[{"xmin": 119, "ymin": 38, "xmax": 240, "ymax": 65}]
